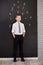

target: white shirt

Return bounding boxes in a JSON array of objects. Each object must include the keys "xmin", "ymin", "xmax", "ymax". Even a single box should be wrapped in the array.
[{"xmin": 11, "ymin": 21, "xmax": 26, "ymax": 35}]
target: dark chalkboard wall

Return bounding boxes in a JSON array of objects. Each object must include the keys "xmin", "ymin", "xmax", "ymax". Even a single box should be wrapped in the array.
[{"xmin": 0, "ymin": 0, "xmax": 37, "ymax": 57}]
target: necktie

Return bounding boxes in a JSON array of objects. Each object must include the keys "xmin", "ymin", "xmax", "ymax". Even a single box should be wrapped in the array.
[{"xmin": 18, "ymin": 22, "xmax": 21, "ymax": 33}]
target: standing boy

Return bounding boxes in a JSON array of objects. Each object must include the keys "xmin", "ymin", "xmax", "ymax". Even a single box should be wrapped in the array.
[{"xmin": 11, "ymin": 14, "xmax": 26, "ymax": 62}]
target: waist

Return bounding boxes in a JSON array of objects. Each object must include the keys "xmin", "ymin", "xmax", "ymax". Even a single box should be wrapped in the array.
[
  {"xmin": 15, "ymin": 34, "xmax": 23, "ymax": 36},
  {"xmin": 14, "ymin": 33, "xmax": 23, "ymax": 35}
]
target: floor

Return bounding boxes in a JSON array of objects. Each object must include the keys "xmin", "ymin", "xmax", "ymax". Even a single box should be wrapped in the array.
[{"xmin": 0, "ymin": 59, "xmax": 43, "ymax": 65}]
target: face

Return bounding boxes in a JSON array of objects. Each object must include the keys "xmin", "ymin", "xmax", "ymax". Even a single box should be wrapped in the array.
[{"xmin": 16, "ymin": 15, "xmax": 21, "ymax": 22}]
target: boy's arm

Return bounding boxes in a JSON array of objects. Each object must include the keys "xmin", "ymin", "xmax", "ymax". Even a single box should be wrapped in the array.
[
  {"xmin": 23, "ymin": 24, "xmax": 26, "ymax": 37},
  {"xmin": 11, "ymin": 24, "xmax": 15, "ymax": 38}
]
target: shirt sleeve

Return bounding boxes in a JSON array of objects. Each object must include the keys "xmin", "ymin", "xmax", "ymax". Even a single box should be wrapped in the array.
[
  {"xmin": 11, "ymin": 24, "xmax": 15, "ymax": 33},
  {"xmin": 23, "ymin": 24, "xmax": 26, "ymax": 32}
]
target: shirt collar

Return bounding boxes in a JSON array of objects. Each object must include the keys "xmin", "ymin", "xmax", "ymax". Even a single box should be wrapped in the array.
[{"xmin": 16, "ymin": 21, "xmax": 21, "ymax": 23}]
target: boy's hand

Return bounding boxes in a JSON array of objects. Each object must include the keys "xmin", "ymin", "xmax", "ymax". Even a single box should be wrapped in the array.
[
  {"xmin": 12, "ymin": 32, "xmax": 15, "ymax": 38},
  {"xmin": 23, "ymin": 32, "xmax": 25, "ymax": 37},
  {"xmin": 13, "ymin": 35, "xmax": 15, "ymax": 38}
]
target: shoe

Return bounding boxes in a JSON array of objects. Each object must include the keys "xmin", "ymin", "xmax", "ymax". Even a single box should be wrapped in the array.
[
  {"xmin": 21, "ymin": 58, "xmax": 25, "ymax": 62},
  {"xmin": 13, "ymin": 59, "xmax": 17, "ymax": 62}
]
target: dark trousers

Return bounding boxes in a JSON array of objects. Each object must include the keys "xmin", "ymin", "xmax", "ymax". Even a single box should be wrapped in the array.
[{"xmin": 13, "ymin": 35, "xmax": 24, "ymax": 60}]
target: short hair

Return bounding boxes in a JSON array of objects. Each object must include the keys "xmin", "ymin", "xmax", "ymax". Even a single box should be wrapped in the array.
[{"xmin": 15, "ymin": 13, "xmax": 22, "ymax": 17}]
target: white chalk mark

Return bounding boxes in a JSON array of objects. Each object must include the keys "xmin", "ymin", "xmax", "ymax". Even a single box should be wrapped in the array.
[
  {"xmin": 9, "ymin": 13, "xmax": 11, "ymax": 16},
  {"xmin": 13, "ymin": 3, "xmax": 16, "ymax": 6},
  {"xmin": 29, "ymin": 23, "xmax": 31, "ymax": 26},
  {"xmin": 23, "ymin": 2, "xmax": 26, "ymax": 6},
  {"xmin": 26, "ymin": 11, "xmax": 29, "ymax": 14},
  {"xmin": 21, "ymin": 12, "xmax": 24, "ymax": 15},
  {"xmin": 17, "ymin": 10, "xmax": 19, "ymax": 13},
  {"xmin": 29, "ymin": 16, "xmax": 32, "ymax": 19},
  {"xmin": 17, "ymin": 1, "xmax": 20, "ymax": 3}
]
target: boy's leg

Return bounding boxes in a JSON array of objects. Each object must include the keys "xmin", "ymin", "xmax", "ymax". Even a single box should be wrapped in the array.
[
  {"xmin": 13, "ymin": 35, "xmax": 18, "ymax": 61},
  {"xmin": 19, "ymin": 35, "xmax": 24, "ymax": 59}
]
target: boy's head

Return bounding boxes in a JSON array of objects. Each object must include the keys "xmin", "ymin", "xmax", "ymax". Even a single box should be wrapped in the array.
[{"xmin": 15, "ymin": 14, "xmax": 22, "ymax": 22}]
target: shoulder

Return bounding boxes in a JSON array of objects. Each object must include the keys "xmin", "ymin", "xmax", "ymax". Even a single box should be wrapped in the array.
[
  {"xmin": 20, "ymin": 22, "xmax": 24, "ymax": 25},
  {"xmin": 12, "ymin": 22, "xmax": 16, "ymax": 26}
]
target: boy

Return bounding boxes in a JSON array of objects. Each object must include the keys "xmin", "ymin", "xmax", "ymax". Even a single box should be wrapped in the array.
[{"xmin": 11, "ymin": 14, "xmax": 26, "ymax": 62}]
